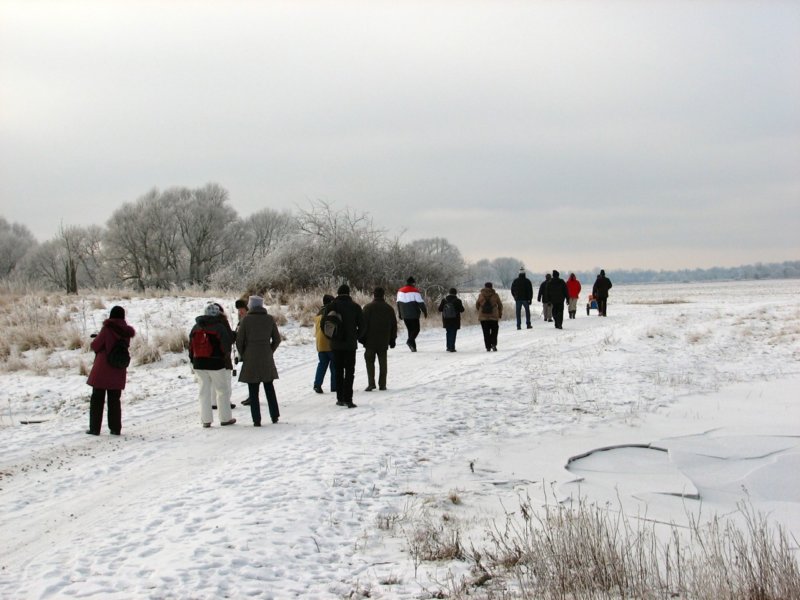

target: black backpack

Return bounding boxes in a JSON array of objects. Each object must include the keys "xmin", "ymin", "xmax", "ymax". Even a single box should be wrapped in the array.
[
  {"xmin": 107, "ymin": 339, "xmax": 131, "ymax": 369},
  {"xmin": 442, "ymin": 301, "xmax": 458, "ymax": 320},
  {"xmin": 481, "ymin": 299, "xmax": 494, "ymax": 314},
  {"xmin": 321, "ymin": 310, "xmax": 344, "ymax": 341}
]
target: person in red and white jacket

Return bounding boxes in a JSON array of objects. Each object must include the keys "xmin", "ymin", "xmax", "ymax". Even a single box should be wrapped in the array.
[{"xmin": 396, "ymin": 277, "xmax": 427, "ymax": 352}]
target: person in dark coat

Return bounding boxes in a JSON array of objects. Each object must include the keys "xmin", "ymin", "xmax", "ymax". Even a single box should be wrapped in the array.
[
  {"xmin": 592, "ymin": 270, "xmax": 613, "ymax": 317},
  {"xmin": 396, "ymin": 276, "xmax": 427, "ymax": 352},
  {"xmin": 537, "ymin": 273, "xmax": 553, "ymax": 322},
  {"xmin": 476, "ymin": 282, "xmax": 503, "ymax": 351},
  {"xmin": 189, "ymin": 303, "xmax": 236, "ymax": 428},
  {"xmin": 237, "ymin": 295, "xmax": 282, "ymax": 426},
  {"xmin": 360, "ymin": 287, "xmax": 397, "ymax": 391},
  {"xmin": 86, "ymin": 305, "xmax": 135, "ymax": 436},
  {"xmin": 438, "ymin": 288, "xmax": 465, "ymax": 352},
  {"xmin": 546, "ymin": 270, "xmax": 569, "ymax": 329},
  {"xmin": 325, "ymin": 284, "xmax": 364, "ymax": 408},
  {"xmin": 510, "ymin": 267, "xmax": 534, "ymax": 330}
]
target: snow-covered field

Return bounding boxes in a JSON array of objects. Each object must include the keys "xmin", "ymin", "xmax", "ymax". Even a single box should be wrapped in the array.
[{"xmin": 1, "ymin": 279, "xmax": 798, "ymax": 599}]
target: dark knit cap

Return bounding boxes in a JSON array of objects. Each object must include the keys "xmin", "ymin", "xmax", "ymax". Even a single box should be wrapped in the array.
[
  {"xmin": 406, "ymin": 276, "xmax": 415, "ymax": 285},
  {"xmin": 373, "ymin": 287, "xmax": 385, "ymax": 299},
  {"xmin": 485, "ymin": 282, "xmax": 493, "ymax": 289},
  {"xmin": 449, "ymin": 287, "xmax": 457, "ymax": 295},
  {"xmin": 337, "ymin": 284, "xmax": 350, "ymax": 295},
  {"xmin": 109, "ymin": 306, "xmax": 125, "ymax": 319},
  {"xmin": 235, "ymin": 299, "xmax": 247, "ymax": 309},
  {"xmin": 553, "ymin": 270, "xmax": 560, "ymax": 278}
]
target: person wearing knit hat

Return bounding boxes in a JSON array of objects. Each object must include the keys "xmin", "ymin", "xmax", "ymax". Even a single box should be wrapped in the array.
[
  {"xmin": 189, "ymin": 302, "xmax": 237, "ymax": 427},
  {"xmin": 237, "ymin": 294, "xmax": 282, "ymax": 425},
  {"xmin": 510, "ymin": 267, "xmax": 534, "ymax": 330},
  {"xmin": 546, "ymin": 270, "xmax": 569, "ymax": 329},
  {"xmin": 592, "ymin": 270, "xmax": 613, "ymax": 317},
  {"xmin": 476, "ymin": 282, "xmax": 503, "ymax": 351},
  {"xmin": 312, "ymin": 293, "xmax": 338, "ymax": 394},
  {"xmin": 538, "ymin": 273, "xmax": 553, "ymax": 322},
  {"xmin": 396, "ymin": 276, "xmax": 427, "ymax": 352},
  {"xmin": 361, "ymin": 287, "xmax": 398, "ymax": 391},
  {"xmin": 438, "ymin": 287, "xmax": 465, "ymax": 352},
  {"xmin": 324, "ymin": 284, "xmax": 364, "ymax": 408},
  {"xmin": 86, "ymin": 306, "xmax": 136, "ymax": 436}
]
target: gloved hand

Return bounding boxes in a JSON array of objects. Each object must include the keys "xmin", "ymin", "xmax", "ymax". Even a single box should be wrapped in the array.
[{"xmin": 389, "ymin": 340, "xmax": 396, "ymax": 349}]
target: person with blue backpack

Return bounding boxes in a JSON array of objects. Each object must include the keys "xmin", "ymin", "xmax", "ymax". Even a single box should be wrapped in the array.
[{"xmin": 438, "ymin": 288, "xmax": 465, "ymax": 352}]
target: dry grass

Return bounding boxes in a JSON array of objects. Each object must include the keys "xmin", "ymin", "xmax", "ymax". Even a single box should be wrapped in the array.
[
  {"xmin": 436, "ymin": 495, "xmax": 800, "ymax": 600},
  {"xmin": 154, "ymin": 327, "xmax": 189, "ymax": 354}
]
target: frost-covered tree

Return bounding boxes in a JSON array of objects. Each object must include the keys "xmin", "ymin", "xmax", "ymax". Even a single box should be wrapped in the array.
[
  {"xmin": 0, "ymin": 217, "xmax": 37, "ymax": 277},
  {"xmin": 105, "ymin": 189, "xmax": 185, "ymax": 289},
  {"xmin": 172, "ymin": 183, "xmax": 239, "ymax": 285}
]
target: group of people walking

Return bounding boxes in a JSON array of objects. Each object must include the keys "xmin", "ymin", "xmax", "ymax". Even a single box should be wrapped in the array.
[{"xmin": 84, "ymin": 270, "xmax": 611, "ymax": 434}]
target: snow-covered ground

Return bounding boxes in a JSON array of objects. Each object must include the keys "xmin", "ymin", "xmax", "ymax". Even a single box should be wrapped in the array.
[{"xmin": 0, "ymin": 279, "xmax": 798, "ymax": 599}]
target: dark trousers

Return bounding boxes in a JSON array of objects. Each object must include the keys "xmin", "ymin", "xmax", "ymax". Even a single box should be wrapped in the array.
[
  {"xmin": 597, "ymin": 297, "xmax": 608, "ymax": 316},
  {"xmin": 515, "ymin": 300, "xmax": 531, "ymax": 328},
  {"xmin": 552, "ymin": 305, "xmax": 565, "ymax": 328},
  {"xmin": 247, "ymin": 382, "xmax": 279, "ymax": 424},
  {"xmin": 89, "ymin": 387, "xmax": 122, "ymax": 434},
  {"xmin": 314, "ymin": 351, "xmax": 336, "ymax": 391},
  {"xmin": 333, "ymin": 349, "xmax": 357, "ymax": 402},
  {"xmin": 403, "ymin": 319, "xmax": 420, "ymax": 344},
  {"xmin": 364, "ymin": 347, "xmax": 387, "ymax": 388},
  {"xmin": 480, "ymin": 320, "xmax": 499, "ymax": 349},
  {"xmin": 445, "ymin": 326, "xmax": 458, "ymax": 350}
]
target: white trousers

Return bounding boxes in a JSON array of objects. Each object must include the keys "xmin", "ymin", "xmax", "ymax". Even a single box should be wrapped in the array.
[{"xmin": 196, "ymin": 369, "xmax": 232, "ymax": 424}]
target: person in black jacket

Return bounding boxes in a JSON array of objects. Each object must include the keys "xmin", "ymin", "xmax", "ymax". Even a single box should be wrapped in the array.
[
  {"xmin": 592, "ymin": 270, "xmax": 613, "ymax": 317},
  {"xmin": 545, "ymin": 270, "xmax": 569, "ymax": 329},
  {"xmin": 189, "ymin": 303, "xmax": 236, "ymax": 428},
  {"xmin": 510, "ymin": 267, "xmax": 534, "ymax": 330},
  {"xmin": 537, "ymin": 273, "xmax": 553, "ymax": 322},
  {"xmin": 324, "ymin": 284, "xmax": 364, "ymax": 408},
  {"xmin": 438, "ymin": 288, "xmax": 465, "ymax": 352},
  {"xmin": 360, "ymin": 287, "xmax": 397, "ymax": 391}
]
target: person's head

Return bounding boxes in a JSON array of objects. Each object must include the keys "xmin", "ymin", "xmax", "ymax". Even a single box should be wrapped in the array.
[
  {"xmin": 569, "ymin": 273, "xmax": 576, "ymax": 280},
  {"xmin": 205, "ymin": 303, "xmax": 221, "ymax": 317},
  {"xmin": 248, "ymin": 295, "xmax": 264, "ymax": 310},
  {"xmin": 322, "ymin": 294, "xmax": 335, "ymax": 306},
  {"xmin": 406, "ymin": 276, "xmax": 415, "ymax": 285},
  {"xmin": 600, "ymin": 269, "xmax": 606, "ymax": 277},
  {"xmin": 235, "ymin": 298, "xmax": 248, "ymax": 317},
  {"xmin": 545, "ymin": 273, "xmax": 551, "ymax": 280},
  {"xmin": 337, "ymin": 284, "xmax": 350, "ymax": 296},
  {"xmin": 449, "ymin": 287, "xmax": 457, "ymax": 295},
  {"xmin": 109, "ymin": 305, "xmax": 125, "ymax": 320},
  {"xmin": 552, "ymin": 269, "xmax": 560, "ymax": 278},
  {"xmin": 373, "ymin": 287, "xmax": 385, "ymax": 299},
  {"xmin": 484, "ymin": 282, "xmax": 493, "ymax": 289},
  {"xmin": 519, "ymin": 266, "xmax": 526, "ymax": 275}
]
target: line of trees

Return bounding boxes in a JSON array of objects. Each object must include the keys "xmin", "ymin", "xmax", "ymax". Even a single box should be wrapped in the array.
[
  {"xmin": 1, "ymin": 185, "xmax": 470, "ymax": 296},
  {"xmin": 2, "ymin": 186, "xmax": 798, "ymax": 295}
]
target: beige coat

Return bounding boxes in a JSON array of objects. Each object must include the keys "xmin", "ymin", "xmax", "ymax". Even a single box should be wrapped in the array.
[
  {"xmin": 476, "ymin": 288, "xmax": 503, "ymax": 321},
  {"xmin": 236, "ymin": 307, "xmax": 281, "ymax": 383}
]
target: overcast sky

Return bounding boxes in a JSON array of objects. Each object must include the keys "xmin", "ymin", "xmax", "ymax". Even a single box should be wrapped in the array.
[{"xmin": 1, "ymin": 0, "xmax": 798, "ymax": 272}]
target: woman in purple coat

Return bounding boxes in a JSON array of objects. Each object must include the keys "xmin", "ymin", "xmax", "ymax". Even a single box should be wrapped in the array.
[{"xmin": 86, "ymin": 306, "xmax": 136, "ymax": 435}]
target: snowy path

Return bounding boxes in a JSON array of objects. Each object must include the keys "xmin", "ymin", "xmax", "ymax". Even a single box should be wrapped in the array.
[{"xmin": 1, "ymin": 280, "xmax": 798, "ymax": 598}]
